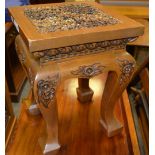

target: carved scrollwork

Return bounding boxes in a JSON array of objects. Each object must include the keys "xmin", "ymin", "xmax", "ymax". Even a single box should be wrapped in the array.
[
  {"xmin": 33, "ymin": 38, "xmax": 133, "ymax": 63},
  {"xmin": 117, "ymin": 59, "xmax": 135, "ymax": 85},
  {"xmin": 37, "ymin": 74, "xmax": 59, "ymax": 108},
  {"xmin": 71, "ymin": 63, "xmax": 105, "ymax": 78}
]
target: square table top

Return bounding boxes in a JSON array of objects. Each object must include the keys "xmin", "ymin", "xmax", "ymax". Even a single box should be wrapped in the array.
[{"xmin": 9, "ymin": 2, "xmax": 144, "ymax": 52}]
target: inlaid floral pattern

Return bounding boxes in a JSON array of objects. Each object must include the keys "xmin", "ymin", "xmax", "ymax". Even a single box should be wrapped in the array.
[{"xmin": 24, "ymin": 3, "xmax": 121, "ymax": 33}]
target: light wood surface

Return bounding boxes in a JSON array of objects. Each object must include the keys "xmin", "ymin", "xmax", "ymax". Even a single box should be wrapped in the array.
[
  {"xmin": 100, "ymin": 6, "xmax": 149, "ymax": 47},
  {"xmin": 10, "ymin": 2, "xmax": 143, "ymax": 153},
  {"xmin": 15, "ymin": 30, "xmax": 138, "ymax": 153},
  {"xmin": 6, "ymin": 74, "xmax": 140, "ymax": 155},
  {"xmin": 104, "ymin": 5, "xmax": 148, "ymax": 19},
  {"xmin": 128, "ymin": 19, "xmax": 148, "ymax": 46},
  {"xmin": 9, "ymin": 2, "xmax": 144, "ymax": 52}
]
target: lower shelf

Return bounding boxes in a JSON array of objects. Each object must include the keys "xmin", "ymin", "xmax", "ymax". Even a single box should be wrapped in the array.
[{"xmin": 6, "ymin": 74, "xmax": 140, "ymax": 155}]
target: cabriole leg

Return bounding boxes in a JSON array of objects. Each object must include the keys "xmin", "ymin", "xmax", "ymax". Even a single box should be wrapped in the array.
[
  {"xmin": 33, "ymin": 73, "xmax": 60, "ymax": 154},
  {"xmin": 100, "ymin": 57, "xmax": 136, "ymax": 137}
]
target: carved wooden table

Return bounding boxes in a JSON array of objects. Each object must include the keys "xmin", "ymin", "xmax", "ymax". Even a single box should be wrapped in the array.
[{"xmin": 9, "ymin": 2, "xmax": 144, "ymax": 154}]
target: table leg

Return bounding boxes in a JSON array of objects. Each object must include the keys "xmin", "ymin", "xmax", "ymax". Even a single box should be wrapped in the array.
[
  {"xmin": 100, "ymin": 57, "xmax": 136, "ymax": 137},
  {"xmin": 15, "ymin": 35, "xmax": 61, "ymax": 154},
  {"xmin": 33, "ymin": 73, "xmax": 60, "ymax": 154},
  {"xmin": 77, "ymin": 78, "xmax": 94, "ymax": 103}
]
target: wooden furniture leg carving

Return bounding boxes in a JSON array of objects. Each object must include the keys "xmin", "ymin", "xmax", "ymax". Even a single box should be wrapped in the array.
[
  {"xmin": 71, "ymin": 63, "xmax": 105, "ymax": 103},
  {"xmin": 15, "ymin": 36, "xmax": 41, "ymax": 115},
  {"xmin": 100, "ymin": 56, "xmax": 136, "ymax": 137},
  {"xmin": 16, "ymin": 35, "xmax": 61, "ymax": 154},
  {"xmin": 33, "ymin": 71, "xmax": 61, "ymax": 154},
  {"xmin": 77, "ymin": 78, "xmax": 94, "ymax": 103}
]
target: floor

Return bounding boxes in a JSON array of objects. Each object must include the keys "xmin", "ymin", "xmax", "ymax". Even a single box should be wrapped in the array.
[{"xmin": 6, "ymin": 74, "xmax": 139, "ymax": 155}]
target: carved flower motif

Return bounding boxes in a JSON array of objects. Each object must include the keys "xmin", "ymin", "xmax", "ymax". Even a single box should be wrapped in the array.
[
  {"xmin": 122, "ymin": 64, "xmax": 132, "ymax": 74},
  {"xmin": 84, "ymin": 67, "xmax": 95, "ymax": 76},
  {"xmin": 71, "ymin": 63, "xmax": 105, "ymax": 78},
  {"xmin": 117, "ymin": 59, "xmax": 135, "ymax": 85},
  {"xmin": 37, "ymin": 78, "xmax": 57, "ymax": 108}
]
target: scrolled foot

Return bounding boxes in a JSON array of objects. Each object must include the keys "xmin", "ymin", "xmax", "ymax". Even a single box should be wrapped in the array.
[
  {"xmin": 100, "ymin": 55, "xmax": 136, "ymax": 137},
  {"xmin": 44, "ymin": 143, "xmax": 61, "ymax": 154},
  {"xmin": 100, "ymin": 119, "xmax": 123, "ymax": 137}
]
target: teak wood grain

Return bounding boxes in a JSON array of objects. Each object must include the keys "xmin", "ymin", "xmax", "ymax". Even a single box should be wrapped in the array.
[
  {"xmin": 15, "ymin": 34, "xmax": 137, "ymax": 139},
  {"xmin": 6, "ymin": 74, "xmax": 140, "ymax": 155},
  {"xmin": 128, "ymin": 19, "xmax": 149, "ymax": 47},
  {"xmin": 15, "ymin": 32, "xmax": 138, "ymax": 153},
  {"xmin": 104, "ymin": 6, "xmax": 148, "ymax": 19},
  {"xmin": 9, "ymin": 2, "xmax": 144, "ymax": 154},
  {"xmin": 8, "ymin": 2, "xmax": 144, "ymax": 52}
]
